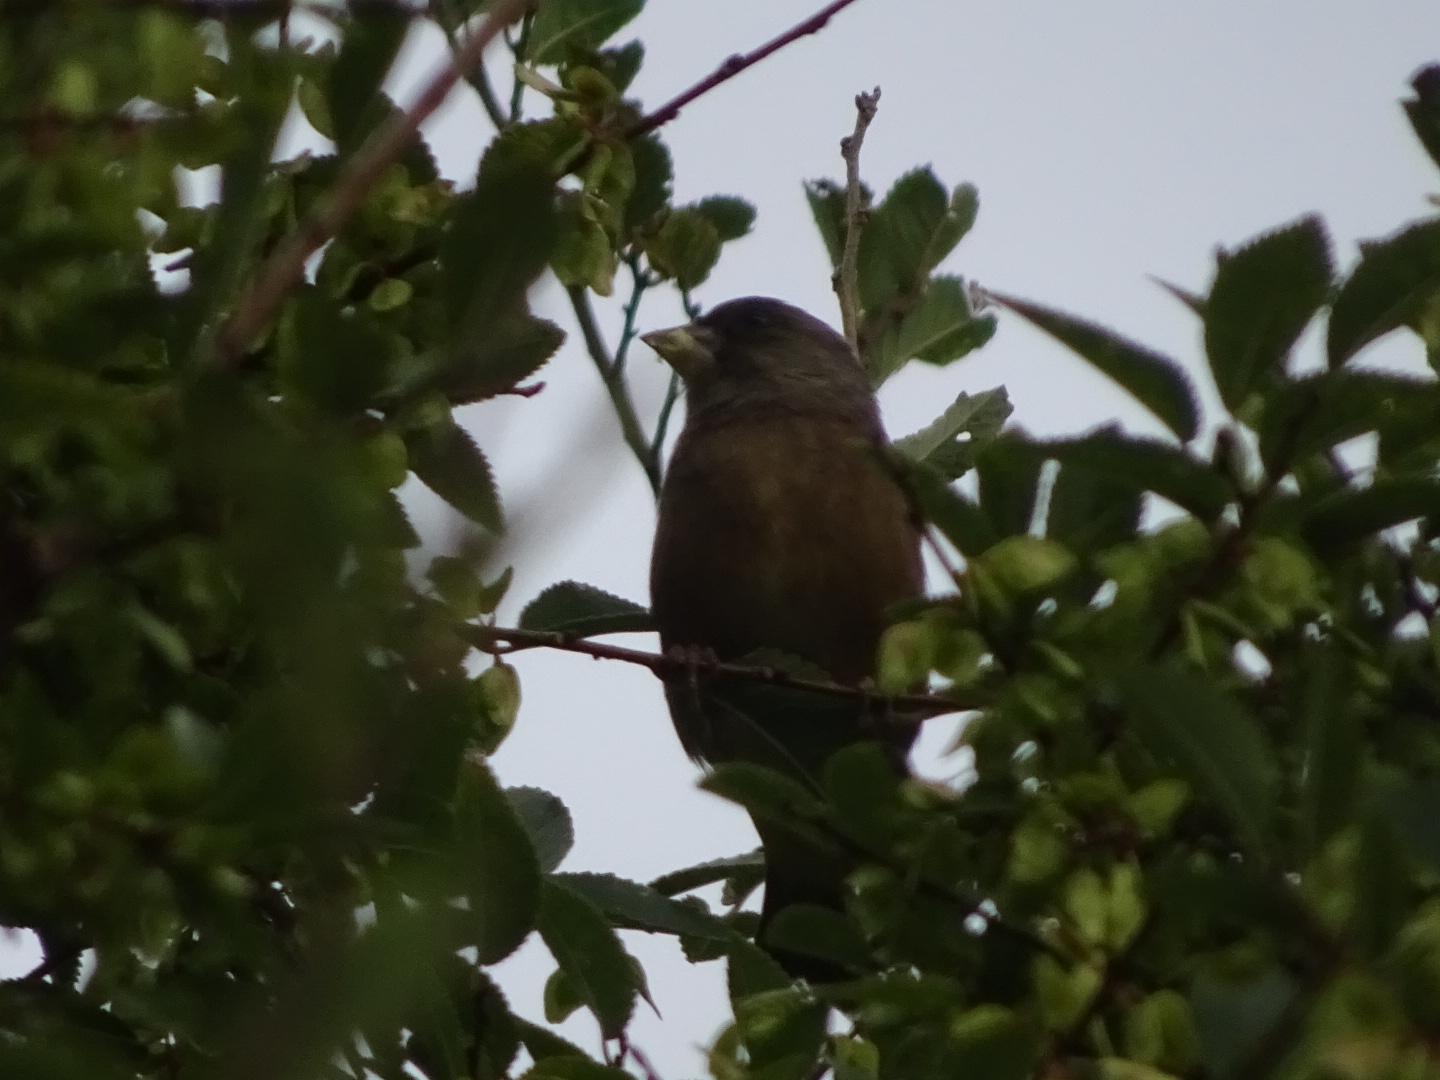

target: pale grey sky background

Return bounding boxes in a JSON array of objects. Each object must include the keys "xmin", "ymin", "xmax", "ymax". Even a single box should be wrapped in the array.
[
  {"xmin": 407, "ymin": 2, "xmax": 1439, "ymax": 1073},
  {"xmin": 3, "ymin": 2, "xmax": 1437, "ymax": 1075}
]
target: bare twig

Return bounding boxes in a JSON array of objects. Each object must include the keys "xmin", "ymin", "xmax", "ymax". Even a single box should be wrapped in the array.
[
  {"xmin": 567, "ymin": 286, "xmax": 662, "ymax": 493},
  {"xmin": 430, "ymin": 0, "xmax": 509, "ymax": 129},
  {"xmin": 212, "ymin": 0, "xmax": 534, "ymax": 367},
  {"xmin": 464, "ymin": 623, "xmax": 977, "ymax": 720},
  {"xmin": 626, "ymin": 0, "xmax": 867, "ymax": 137},
  {"xmin": 836, "ymin": 87, "xmax": 879, "ymax": 356}
]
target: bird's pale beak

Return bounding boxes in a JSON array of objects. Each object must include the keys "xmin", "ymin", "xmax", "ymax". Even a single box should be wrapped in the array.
[{"xmin": 640, "ymin": 324, "xmax": 717, "ymax": 381}]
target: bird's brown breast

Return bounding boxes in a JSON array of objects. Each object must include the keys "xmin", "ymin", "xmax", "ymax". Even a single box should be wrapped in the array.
[{"xmin": 650, "ymin": 412, "xmax": 923, "ymax": 688}]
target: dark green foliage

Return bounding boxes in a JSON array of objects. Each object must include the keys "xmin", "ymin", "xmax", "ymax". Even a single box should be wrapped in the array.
[{"xmin": 9, "ymin": 6, "xmax": 1440, "ymax": 1080}]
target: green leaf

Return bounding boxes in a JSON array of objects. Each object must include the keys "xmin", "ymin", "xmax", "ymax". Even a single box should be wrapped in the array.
[
  {"xmin": 1303, "ymin": 478, "xmax": 1440, "ymax": 551},
  {"xmin": 597, "ymin": 40, "xmax": 644, "ymax": 92},
  {"xmin": 992, "ymin": 293, "xmax": 1199, "ymax": 442},
  {"xmin": 525, "ymin": 1056, "xmax": 638, "ymax": 1080},
  {"xmin": 695, "ymin": 195, "xmax": 756, "ymax": 242},
  {"xmin": 803, "ymin": 178, "xmax": 852, "ymax": 269},
  {"xmin": 515, "ymin": 1019, "xmax": 588, "ymax": 1064},
  {"xmin": 977, "ymin": 432, "xmax": 1047, "ymax": 538},
  {"xmin": 1378, "ymin": 775, "xmax": 1440, "ymax": 869},
  {"xmin": 905, "ymin": 458, "xmax": 998, "ymax": 555},
  {"xmin": 701, "ymin": 762, "xmax": 828, "ymax": 824},
  {"xmin": 1189, "ymin": 967, "xmax": 1296, "ymax": 1080},
  {"xmin": 518, "ymin": 580, "xmax": 652, "ymax": 636},
  {"xmin": 1404, "ymin": 64, "xmax": 1440, "ymax": 173},
  {"xmin": 1120, "ymin": 663, "xmax": 1278, "ymax": 857},
  {"xmin": 442, "ymin": 123, "xmax": 561, "ymax": 343},
  {"xmin": 507, "ymin": 787, "xmax": 574, "ymax": 874},
  {"xmin": 407, "ymin": 419, "xmax": 503, "ymax": 532},
  {"xmin": 526, "ymin": 0, "xmax": 645, "ymax": 64},
  {"xmin": 1257, "ymin": 369, "xmax": 1435, "ymax": 471},
  {"xmin": 327, "ymin": 6, "xmax": 411, "ymax": 151},
  {"xmin": 894, "ymin": 387, "xmax": 1013, "ymax": 479},
  {"xmin": 440, "ymin": 309, "xmax": 565, "ymax": 405},
  {"xmin": 1045, "ymin": 458, "xmax": 1142, "ymax": 553},
  {"xmin": 456, "ymin": 758, "xmax": 542, "ymax": 964},
  {"xmin": 536, "ymin": 878, "xmax": 641, "ymax": 1040},
  {"xmin": 870, "ymin": 276, "xmax": 997, "ymax": 382},
  {"xmin": 553, "ymin": 871, "xmax": 735, "ymax": 941},
  {"xmin": 1047, "ymin": 428, "xmax": 1234, "ymax": 522},
  {"xmin": 650, "ymin": 850, "xmax": 766, "ymax": 896},
  {"xmin": 1296, "ymin": 648, "xmax": 1360, "ymax": 859},
  {"xmin": 1204, "ymin": 216, "xmax": 1333, "ymax": 413},
  {"xmin": 624, "ymin": 135, "xmax": 672, "ymax": 231},
  {"xmin": 857, "ymin": 167, "xmax": 955, "ymax": 312},
  {"xmin": 281, "ymin": 285, "xmax": 390, "ymax": 414},
  {"xmin": 763, "ymin": 904, "xmax": 870, "ymax": 973},
  {"xmin": 646, "ymin": 206, "xmax": 722, "ymax": 290},
  {"xmin": 1327, "ymin": 217, "xmax": 1440, "ymax": 367}
]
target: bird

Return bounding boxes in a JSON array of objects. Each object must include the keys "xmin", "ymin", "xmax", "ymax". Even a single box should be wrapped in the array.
[{"xmin": 643, "ymin": 296, "xmax": 924, "ymax": 979}]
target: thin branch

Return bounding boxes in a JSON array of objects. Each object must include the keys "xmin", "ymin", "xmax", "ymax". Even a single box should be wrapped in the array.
[
  {"xmin": 836, "ymin": 87, "xmax": 879, "ymax": 356},
  {"xmin": 430, "ymin": 0, "xmax": 509, "ymax": 129},
  {"xmin": 649, "ymin": 372, "xmax": 681, "ymax": 460},
  {"xmin": 626, "ymin": 0, "xmax": 867, "ymax": 137},
  {"xmin": 568, "ymin": 286, "xmax": 662, "ymax": 493},
  {"xmin": 212, "ymin": 0, "xmax": 534, "ymax": 367},
  {"xmin": 464, "ymin": 623, "xmax": 977, "ymax": 720},
  {"xmin": 508, "ymin": 11, "xmax": 536, "ymax": 122}
]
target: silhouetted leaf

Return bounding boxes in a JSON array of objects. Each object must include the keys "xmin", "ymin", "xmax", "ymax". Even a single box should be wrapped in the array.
[
  {"xmin": 507, "ymin": 786, "xmax": 574, "ymax": 874},
  {"xmin": 650, "ymin": 850, "xmax": 766, "ymax": 896},
  {"xmin": 1327, "ymin": 217, "xmax": 1440, "ymax": 366},
  {"xmin": 993, "ymin": 293, "xmax": 1199, "ymax": 442},
  {"xmin": 871, "ymin": 276, "xmax": 997, "ymax": 382},
  {"xmin": 1404, "ymin": 64, "xmax": 1440, "ymax": 172},
  {"xmin": 695, "ymin": 195, "xmax": 756, "ymax": 242},
  {"xmin": 537, "ymin": 878, "xmax": 641, "ymax": 1039},
  {"xmin": 1205, "ymin": 216, "xmax": 1333, "ymax": 412},
  {"xmin": 457, "ymin": 759, "xmax": 542, "ymax": 964},
  {"xmin": 1048, "ymin": 428, "xmax": 1234, "ymax": 521},
  {"xmin": 527, "ymin": 0, "xmax": 645, "ymax": 64},
  {"xmin": 554, "ymin": 872, "xmax": 734, "ymax": 941},
  {"xmin": 407, "ymin": 420, "xmax": 503, "ymax": 532},
  {"xmin": 764, "ymin": 904, "xmax": 870, "ymax": 973},
  {"xmin": 518, "ymin": 581, "xmax": 652, "ymax": 635},
  {"xmin": 1303, "ymin": 477, "xmax": 1440, "ymax": 551}
]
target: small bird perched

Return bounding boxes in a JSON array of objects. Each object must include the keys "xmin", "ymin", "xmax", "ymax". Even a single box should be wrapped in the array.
[{"xmin": 643, "ymin": 296, "xmax": 923, "ymax": 978}]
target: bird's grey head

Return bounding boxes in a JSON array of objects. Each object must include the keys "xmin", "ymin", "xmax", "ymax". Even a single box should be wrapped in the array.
[{"xmin": 641, "ymin": 296, "xmax": 877, "ymax": 426}]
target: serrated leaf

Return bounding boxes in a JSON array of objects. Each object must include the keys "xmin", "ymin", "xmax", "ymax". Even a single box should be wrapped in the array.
[
  {"xmin": 1404, "ymin": 64, "xmax": 1440, "ymax": 172},
  {"xmin": 507, "ymin": 787, "xmax": 574, "ymax": 874},
  {"xmin": 650, "ymin": 850, "xmax": 766, "ymax": 896},
  {"xmin": 407, "ymin": 420, "xmax": 503, "ymax": 532},
  {"xmin": 598, "ymin": 40, "xmax": 644, "ymax": 92},
  {"xmin": 441, "ymin": 309, "xmax": 564, "ymax": 405},
  {"xmin": 443, "ymin": 123, "xmax": 561, "ymax": 343},
  {"xmin": 647, "ymin": 206, "xmax": 721, "ymax": 290},
  {"xmin": 536, "ymin": 878, "xmax": 641, "ymax": 1039},
  {"xmin": 871, "ymin": 275, "xmax": 996, "ymax": 382},
  {"xmin": 857, "ymin": 167, "xmax": 951, "ymax": 313},
  {"xmin": 624, "ymin": 135, "xmax": 672, "ymax": 231},
  {"xmin": 895, "ymin": 387, "xmax": 1013, "ymax": 479},
  {"xmin": 518, "ymin": 581, "xmax": 652, "ymax": 636},
  {"xmin": 1047, "ymin": 427, "xmax": 1234, "ymax": 521},
  {"xmin": 526, "ymin": 0, "xmax": 644, "ymax": 64},
  {"xmin": 1257, "ymin": 369, "xmax": 1434, "ymax": 472},
  {"xmin": 1120, "ymin": 663, "xmax": 1278, "ymax": 857},
  {"xmin": 701, "ymin": 762, "xmax": 827, "ymax": 824},
  {"xmin": 1303, "ymin": 477, "xmax": 1440, "ymax": 551},
  {"xmin": 327, "ymin": 6, "xmax": 411, "ymax": 151},
  {"xmin": 1204, "ymin": 216, "xmax": 1333, "ymax": 412},
  {"xmin": 456, "ymin": 758, "xmax": 541, "ymax": 964},
  {"xmin": 515, "ymin": 1019, "xmax": 588, "ymax": 1065},
  {"xmin": 694, "ymin": 195, "xmax": 756, "ymax": 242},
  {"xmin": 554, "ymin": 872, "xmax": 735, "ymax": 941},
  {"xmin": 1327, "ymin": 217, "xmax": 1440, "ymax": 367},
  {"xmin": 993, "ymin": 292, "xmax": 1199, "ymax": 442}
]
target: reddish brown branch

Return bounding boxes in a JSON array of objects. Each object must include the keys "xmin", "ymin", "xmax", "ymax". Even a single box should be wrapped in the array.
[
  {"xmin": 626, "ymin": 0, "xmax": 867, "ymax": 137},
  {"xmin": 212, "ymin": 0, "xmax": 534, "ymax": 367},
  {"xmin": 464, "ymin": 623, "xmax": 976, "ymax": 720}
]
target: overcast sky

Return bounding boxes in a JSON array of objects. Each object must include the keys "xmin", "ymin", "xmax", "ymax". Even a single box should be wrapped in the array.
[
  {"xmin": 6, "ymin": 2, "xmax": 1438, "ymax": 1074},
  {"xmin": 400, "ymin": 2, "xmax": 1439, "ymax": 1073}
]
